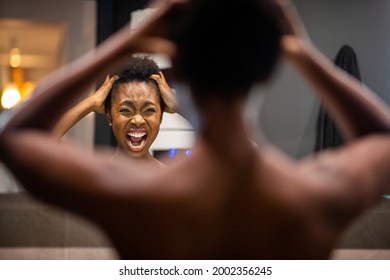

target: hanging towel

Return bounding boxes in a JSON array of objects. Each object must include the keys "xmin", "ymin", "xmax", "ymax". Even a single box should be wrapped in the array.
[{"xmin": 315, "ymin": 45, "xmax": 362, "ymax": 151}]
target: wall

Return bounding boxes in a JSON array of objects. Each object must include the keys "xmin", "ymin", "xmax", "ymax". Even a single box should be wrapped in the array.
[
  {"xmin": 252, "ymin": 0, "xmax": 390, "ymax": 158},
  {"xmin": 0, "ymin": 0, "xmax": 96, "ymax": 151},
  {"xmin": 0, "ymin": 0, "xmax": 114, "ymax": 259}
]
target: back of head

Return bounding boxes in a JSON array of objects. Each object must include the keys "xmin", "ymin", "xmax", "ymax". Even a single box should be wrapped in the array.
[{"xmin": 169, "ymin": 0, "xmax": 283, "ymax": 101}]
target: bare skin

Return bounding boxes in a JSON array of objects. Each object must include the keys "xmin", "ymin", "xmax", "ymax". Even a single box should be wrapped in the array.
[
  {"xmin": 52, "ymin": 75, "xmax": 118, "ymax": 138},
  {"xmin": 52, "ymin": 60, "xmax": 176, "ymax": 168},
  {"xmin": 108, "ymin": 81, "xmax": 162, "ymax": 167},
  {"xmin": 1, "ymin": 0, "xmax": 390, "ymax": 260},
  {"xmin": 53, "ymin": 71, "xmax": 176, "ymax": 138}
]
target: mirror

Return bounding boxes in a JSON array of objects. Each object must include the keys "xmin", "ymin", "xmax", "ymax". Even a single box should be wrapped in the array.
[{"xmin": 1, "ymin": 0, "xmax": 390, "ymax": 185}]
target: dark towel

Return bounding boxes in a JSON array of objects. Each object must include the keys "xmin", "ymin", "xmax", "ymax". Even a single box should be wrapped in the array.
[{"xmin": 315, "ymin": 45, "xmax": 361, "ymax": 151}]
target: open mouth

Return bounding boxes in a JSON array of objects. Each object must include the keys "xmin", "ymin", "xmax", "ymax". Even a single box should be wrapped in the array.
[{"xmin": 126, "ymin": 130, "xmax": 148, "ymax": 152}]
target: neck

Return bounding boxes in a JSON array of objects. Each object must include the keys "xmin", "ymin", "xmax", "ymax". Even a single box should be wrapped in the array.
[
  {"xmin": 196, "ymin": 96, "xmax": 255, "ymax": 161},
  {"xmin": 114, "ymin": 148, "xmax": 160, "ymax": 168}
]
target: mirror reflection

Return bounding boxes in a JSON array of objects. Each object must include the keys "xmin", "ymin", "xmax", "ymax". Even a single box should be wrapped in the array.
[{"xmin": 2, "ymin": 0, "xmax": 390, "ymax": 192}]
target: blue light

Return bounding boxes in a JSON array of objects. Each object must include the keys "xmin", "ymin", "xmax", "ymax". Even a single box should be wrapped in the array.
[
  {"xmin": 169, "ymin": 148, "xmax": 176, "ymax": 158},
  {"xmin": 185, "ymin": 149, "xmax": 192, "ymax": 157}
]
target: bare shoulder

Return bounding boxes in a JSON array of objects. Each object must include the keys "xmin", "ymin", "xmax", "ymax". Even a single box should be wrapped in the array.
[
  {"xmin": 295, "ymin": 134, "xmax": 390, "ymax": 220},
  {"xmin": 298, "ymin": 134, "xmax": 390, "ymax": 186},
  {"xmin": 256, "ymin": 136, "xmax": 390, "ymax": 227}
]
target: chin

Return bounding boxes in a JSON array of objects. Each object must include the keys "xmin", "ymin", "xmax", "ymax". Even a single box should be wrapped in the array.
[{"xmin": 128, "ymin": 147, "xmax": 152, "ymax": 159}]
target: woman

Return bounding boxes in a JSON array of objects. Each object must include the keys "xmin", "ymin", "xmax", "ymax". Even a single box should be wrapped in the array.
[
  {"xmin": 2, "ymin": 0, "xmax": 390, "ymax": 259},
  {"xmin": 54, "ymin": 55, "xmax": 178, "ymax": 168}
]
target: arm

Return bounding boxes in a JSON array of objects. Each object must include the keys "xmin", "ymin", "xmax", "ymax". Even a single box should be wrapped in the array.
[
  {"xmin": 276, "ymin": 1, "xmax": 390, "ymax": 214},
  {"xmin": 53, "ymin": 75, "xmax": 118, "ymax": 138},
  {"xmin": 0, "ymin": 0, "xmax": 179, "ymax": 136},
  {"xmin": 278, "ymin": 1, "xmax": 390, "ymax": 141},
  {"xmin": 0, "ymin": 0, "xmax": 183, "ymax": 210},
  {"xmin": 284, "ymin": 38, "xmax": 390, "ymax": 140}
]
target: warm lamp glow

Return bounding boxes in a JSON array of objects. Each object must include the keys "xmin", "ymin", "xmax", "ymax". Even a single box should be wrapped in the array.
[
  {"xmin": 9, "ymin": 48, "xmax": 22, "ymax": 68},
  {"xmin": 20, "ymin": 81, "xmax": 35, "ymax": 101},
  {"xmin": 1, "ymin": 84, "xmax": 21, "ymax": 109}
]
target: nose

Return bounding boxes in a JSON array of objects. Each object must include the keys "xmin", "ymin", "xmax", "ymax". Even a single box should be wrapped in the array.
[{"xmin": 130, "ymin": 114, "xmax": 145, "ymax": 126}]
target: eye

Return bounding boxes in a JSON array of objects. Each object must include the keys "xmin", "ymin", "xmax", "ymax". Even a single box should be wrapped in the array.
[
  {"xmin": 144, "ymin": 108, "xmax": 156, "ymax": 115},
  {"xmin": 119, "ymin": 108, "xmax": 132, "ymax": 114}
]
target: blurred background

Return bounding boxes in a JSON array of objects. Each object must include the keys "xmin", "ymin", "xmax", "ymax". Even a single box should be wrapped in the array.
[{"xmin": 1, "ymin": 0, "xmax": 390, "ymax": 259}]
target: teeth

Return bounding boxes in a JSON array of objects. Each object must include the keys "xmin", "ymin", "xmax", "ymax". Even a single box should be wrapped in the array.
[{"xmin": 127, "ymin": 132, "xmax": 146, "ymax": 138}]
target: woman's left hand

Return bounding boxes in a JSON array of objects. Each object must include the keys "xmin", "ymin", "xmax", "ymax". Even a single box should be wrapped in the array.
[{"xmin": 151, "ymin": 71, "xmax": 178, "ymax": 113}]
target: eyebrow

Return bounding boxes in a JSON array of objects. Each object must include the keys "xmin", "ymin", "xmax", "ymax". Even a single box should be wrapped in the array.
[
  {"xmin": 120, "ymin": 100, "xmax": 157, "ymax": 107},
  {"xmin": 120, "ymin": 100, "xmax": 134, "ymax": 106},
  {"xmin": 143, "ymin": 101, "xmax": 157, "ymax": 107}
]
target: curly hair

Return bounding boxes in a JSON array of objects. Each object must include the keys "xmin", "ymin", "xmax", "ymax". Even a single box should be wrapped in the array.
[
  {"xmin": 105, "ymin": 55, "xmax": 166, "ymax": 112},
  {"xmin": 168, "ymin": 0, "xmax": 283, "ymax": 101}
]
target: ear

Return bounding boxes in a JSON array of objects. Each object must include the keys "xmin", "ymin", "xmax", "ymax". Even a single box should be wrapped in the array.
[{"xmin": 106, "ymin": 111, "xmax": 113, "ymax": 127}]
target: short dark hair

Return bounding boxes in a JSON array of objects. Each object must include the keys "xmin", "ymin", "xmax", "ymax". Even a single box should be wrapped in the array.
[
  {"xmin": 105, "ymin": 55, "xmax": 166, "ymax": 112},
  {"xmin": 169, "ymin": 0, "xmax": 283, "ymax": 101}
]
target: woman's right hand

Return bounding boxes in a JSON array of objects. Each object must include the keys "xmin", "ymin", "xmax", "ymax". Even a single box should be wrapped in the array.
[
  {"xmin": 151, "ymin": 71, "xmax": 178, "ymax": 113},
  {"xmin": 89, "ymin": 75, "xmax": 119, "ymax": 114}
]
